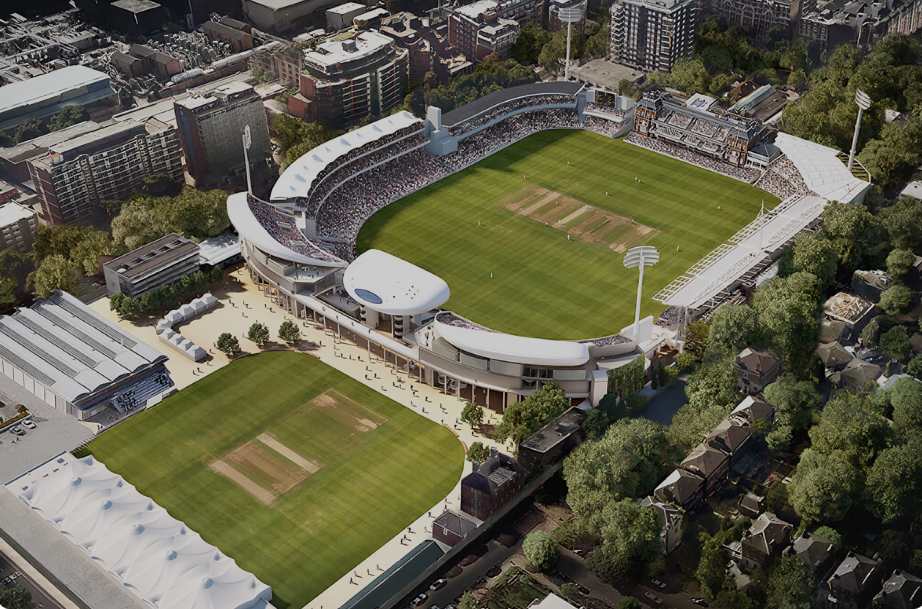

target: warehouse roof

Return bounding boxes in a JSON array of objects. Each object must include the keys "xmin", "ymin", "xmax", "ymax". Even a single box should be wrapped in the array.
[{"xmin": 0, "ymin": 66, "xmax": 110, "ymax": 117}]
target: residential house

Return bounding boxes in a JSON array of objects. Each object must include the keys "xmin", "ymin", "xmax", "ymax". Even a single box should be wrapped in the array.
[
  {"xmin": 517, "ymin": 408, "xmax": 584, "ymax": 473},
  {"xmin": 460, "ymin": 449, "xmax": 519, "ymax": 521},
  {"xmin": 707, "ymin": 417, "xmax": 753, "ymax": 459},
  {"xmin": 432, "ymin": 510, "xmax": 479, "ymax": 546},
  {"xmin": 852, "ymin": 269, "xmax": 892, "ymax": 303},
  {"xmin": 738, "ymin": 491, "xmax": 765, "ymax": 518},
  {"xmin": 680, "ymin": 443, "xmax": 730, "ymax": 495},
  {"xmin": 816, "ymin": 342, "xmax": 854, "ymax": 372},
  {"xmin": 736, "ymin": 348, "xmax": 781, "ymax": 394},
  {"xmin": 653, "ymin": 468, "xmax": 705, "ymax": 511},
  {"xmin": 787, "ymin": 532, "xmax": 837, "ymax": 577},
  {"xmin": 824, "ymin": 292, "xmax": 878, "ymax": 340},
  {"xmin": 826, "ymin": 553, "xmax": 883, "ymax": 609},
  {"xmin": 820, "ymin": 319, "xmax": 851, "ymax": 345},
  {"xmin": 873, "ymin": 569, "xmax": 922, "ymax": 609},
  {"xmin": 833, "ymin": 359, "xmax": 882, "ymax": 391},
  {"xmin": 730, "ymin": 395, "xmax": 775, "ymax": 427},
  {"xmin": 640, "ymin": 496, "xmax": 685, "ymax": 555},
  {"xmin": 726, "ymin": 512, "xmax": 793, "ymax": 571}
]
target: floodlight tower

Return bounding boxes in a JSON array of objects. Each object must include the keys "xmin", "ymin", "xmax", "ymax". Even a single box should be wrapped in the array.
[
  {"xmin": 623, "ymin": 245, "xmax": 660, "ymax": 340},
  {"xmin": 848, "ymin": 89, "xmax": 872, "ymax": 171},
  {"xmin": 242, "ymin": 124, "xmax": 253, "ymax": 195},
  {"xmin": 558, "ymin": 1, "xmax": 585, "ymax": 80}
]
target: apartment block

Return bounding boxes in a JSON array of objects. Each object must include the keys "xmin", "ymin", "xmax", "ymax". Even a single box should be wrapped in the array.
[
  {"xmin": 173, "ymin": 81, "xmax": 270, "ymax": 188},
  {"xmin": 27, "ymin": 118, "xmax": 182, "ymax": 225},
  {"xmin": 0, "ymin": 203, "xmax": 38, "ymax": 250},
  {"xmin": 610, "ymin": 0, "xmax": 697, "ymax": 72},
  {"xmin": 448, "ymin": 0, "xmax": 521, "ymax": 61}
]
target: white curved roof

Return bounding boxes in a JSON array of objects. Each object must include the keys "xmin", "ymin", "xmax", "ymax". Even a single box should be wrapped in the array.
[
  {"xmin": 344, "ymin": 250, "xmax": 450, "ymax": 315},
  {"xmin": 774, "ymin": 132, "xmax": 871, "ymax": 203},
  {"xmin": 271, "ymin": 111, "xmax": 422, "ymax": 200},
  {"xmin": 10, "ymin": 453, "xmax": 271, "ymax": 609},
  {"xmin": 227, "ymin": 191, "xmax": 343, "ymax": 267},
  {"xmin": 434, "ymin": 321, "xmax": 590, "ymax": 367}
]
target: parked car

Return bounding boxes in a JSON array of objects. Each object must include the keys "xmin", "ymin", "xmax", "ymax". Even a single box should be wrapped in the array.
[
  {"xmin": 650, "ymin": 577, "xmax": 666, "ymax": 590},
  {"xmin": 642, "ymin": 591, "xmax": 662, "ymax": 605},
  {"xmin": 411, "ymin": 593, "xmax": 427, "ymax": 607},
  {"xmin": 22, "ymin": 419, "xmax": 35, "ymax": 430},
  {"xmin": 691, "ymin": 598, "xmax": 709, "ymax": 607},
  {"xmin": 9, "ymin": 426, "xmax": 24, "ymax": 436},
  {"xmin": 430, "ymin": 579, "xmax": 447, "ymax": 591},
  {"xmin": 575, "ymin": 584, "xmax": 590, "ymax": 596}
]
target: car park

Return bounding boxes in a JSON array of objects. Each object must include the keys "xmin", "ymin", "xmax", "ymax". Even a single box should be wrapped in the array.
[{"xmin": 9, "ymin": 426, "xmax": 24, "ymax": 436}]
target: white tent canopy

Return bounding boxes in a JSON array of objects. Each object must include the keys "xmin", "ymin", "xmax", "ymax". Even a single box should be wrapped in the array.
[{"xmin": 10, "ymin": 454, "xmax": 272, "ymax": 609}]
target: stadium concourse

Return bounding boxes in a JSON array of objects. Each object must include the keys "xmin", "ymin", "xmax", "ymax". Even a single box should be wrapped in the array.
[{"xmin": 229, "ymin": 80, "xmax": 869, "ymax": 413}]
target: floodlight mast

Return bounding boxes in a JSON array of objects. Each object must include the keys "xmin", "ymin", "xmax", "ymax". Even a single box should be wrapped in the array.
[
  {"xmin": 848, "ymin": 89, "xmax": 871, "ymax": 171},
  {"xmin": 558, "ymin": 2, "xmax": 585, "ymax": 80},
  {"xmin": 623, "ymin": 246, "xmax": 660, "ymax": 340},
  {"xmin": 242, "ymin": 124, "xmax": 253, "ymax": 196}
]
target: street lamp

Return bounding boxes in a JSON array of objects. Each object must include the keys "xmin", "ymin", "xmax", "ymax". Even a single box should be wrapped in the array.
[
  {"xmin": 623, "ymin": 245, "xmax": 660, "ymax": 340},
  {"xmin": 848, "ymin": 89, "xmax": 872, "ymax": 171}
]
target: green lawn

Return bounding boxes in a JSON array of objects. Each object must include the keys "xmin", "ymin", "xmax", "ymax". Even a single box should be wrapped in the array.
[
  {"xmin": 357, "ymin": 130, "xmax": 777, "ymax": 339},
  {"xmin": 86, "ymin": 352, "xmax": 464, "ymax": 609}
]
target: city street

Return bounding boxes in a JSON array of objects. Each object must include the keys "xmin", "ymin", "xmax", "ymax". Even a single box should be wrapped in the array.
[{"xmin": 0, "ymin": 551, "xmax": 67, "ymax": 609}]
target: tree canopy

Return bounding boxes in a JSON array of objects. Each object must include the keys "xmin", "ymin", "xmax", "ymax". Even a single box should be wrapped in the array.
[
  {"xmin": 523, "ymin": 531, "xmax": 559, "ymax": 572},
  {"xmin": 31, "ymin": 255, "xmax": 80, "ymax": 298},
  {"xmin": 763, "ymin": 374, "xmax": 820, "ymax": 451},
  {"xmin": 707, "ymin": 304, "xmax": 760, "ymax": 355},
  {"xmin": 111, "ymin": 188, "xmax": 230, "ymax": 253},
  {"xmin": 866, "ymin": 440, "xmax": 922, "ymax": 524},
  {"xmin": 587, "ymin": 499, "xmax": 660, "ymax": 582},
  {"xmin": 789, "ymin": 448, "xmax": 861, "ymax": 525},
  {"xmin": 752, "ymin": 272, "xmax": 821, "ymax": 371},
  {"xmin": 495, "ymin": 382, "xmax": 568, "ymax": 445}
]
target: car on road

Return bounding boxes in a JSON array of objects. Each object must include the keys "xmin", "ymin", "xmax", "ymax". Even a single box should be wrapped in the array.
[
  {"xmin": 642, "ymin": 591, "xmax": 662, "ymax": 605},
  {"xmin": 429, "ymin": 579, "xmax": 447, "ymax": 591},
  {"xmin": 411, "ymin": 593, "xmax": 427, "ymax": 607},
  {"xmin": 691, "ymin": 598, "xmax": 709, "ymax": 607},
  {"xmin": 650, "ymin": 577, "xmax": 667, "ymax": 590},
  {"xmin": 2, "ymin": 572, "xmax": 20, "ymax": 585},
  {"xmin": 22, "ymin": 419, "xmax": 35, "ymax": 430}
]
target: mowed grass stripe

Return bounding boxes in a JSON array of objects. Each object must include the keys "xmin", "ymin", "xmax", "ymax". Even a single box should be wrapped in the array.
[
  {"xmin": 87, "ymin": 352, "xmax": 463, "ymax": 608},
  {"xmin": 357, "ymin": 130, "xmax": 776, "ymax": 339}
]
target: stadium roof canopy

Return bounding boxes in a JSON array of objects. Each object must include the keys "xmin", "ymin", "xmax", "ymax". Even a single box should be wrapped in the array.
[
  {"xmin": 0, "ymin": 290, "xmax": 166, "ymax": 407},
  {"xmin": 774, "ymin": 132, "xmax": 871, "ymax": 203},
  {"xmin": 441, "ymin": 81, "xmax": 584, "ymax": 127},
  {"xmin": 8, "ymin": 453, "xmax": 272, "ymax": 609},
  {"xmin": 343, "ymin": 249, "xmax": 450, "ymax": 315},
  {"xmin": 271, "ymin": 111, "xmax": 422, "ymax": 201},
  {"xmin": 434, "ymin": 321, "xmax": 591, "ymax": 367}
]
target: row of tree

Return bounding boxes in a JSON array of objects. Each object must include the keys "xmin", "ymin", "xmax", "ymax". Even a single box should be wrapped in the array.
[{"xmin": 214, "ymin": 320, "xmax": 303, "ymax": 357}]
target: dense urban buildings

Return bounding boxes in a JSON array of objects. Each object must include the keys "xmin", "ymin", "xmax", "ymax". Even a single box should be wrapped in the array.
[
  {"xmin": 709, "ymin": 0, "xmax": 794, "ymax": 39},
  {"xmin": 242, "ymin": 0, "xmax": 347, "ymax": 33},
  {"xmin": 798, "ymin": 0, "xmax": 922, "ymax": 49},
  {"xmin": 0, "ymin": 202, "xmax": 37, "ymax": 250},
  {"xmin": 174, "ymin": 81, "xmax": 270, "ymax": 188},
  {"xmin": 448, "ymin": 0, "xmax": 521, "ymax": 60},
  {"xmin": 103, "ymin": 233, "xmax": 201, "ymax": 297},
  {"xmin": 27, "ymin": 117, "xmax": 182, "ymax": 225},
  {"xmin": 0, "ymin": 65, "xmax": 115, "ymax": 135},
  {"xmin": 291, "ymin": 31, "xmax": 409, "ymax": 126},
  {"xmin": 610, "ymin": 0, "xmax": 697, "ymax": 72}
]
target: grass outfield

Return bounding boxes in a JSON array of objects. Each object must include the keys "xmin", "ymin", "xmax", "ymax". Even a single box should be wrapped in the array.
[
  {"xmin": 86, "ymin": 352, "xmax": 464, "ymax": 609},
  {"xmin": 357, "ymin": 130, "xmax": 778, "ymax": 340}
]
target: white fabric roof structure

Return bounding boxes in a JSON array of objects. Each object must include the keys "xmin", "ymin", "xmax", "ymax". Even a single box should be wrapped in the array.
[
  {"xmin": 433, "ymin": 321, "xmax": 590, "ymax": 367},
  {"xmin": 197, "ymin": 233, "xmax": 241, "ymax": 266},
  {"xmin": 774, "ymin": 132, "xmax": 871, "ymax": 203},
  {"xmin": 9, "ymin": 453, "xmax": 272, "ymax": 609},
  {"xmin": 271, "ymin": 112, "xmax": 421, "ymax": 201},
  {"xmin": 657, "ymin": 194, "xmax": 827, "ymax": 308},
  {"xmin": 344, "ymin": 250, "xmax": 450, "ymax": 316}
]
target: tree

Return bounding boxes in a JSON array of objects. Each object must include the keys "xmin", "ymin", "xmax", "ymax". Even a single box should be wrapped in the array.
[
  {"xmin": 886, "ymin": 248, "xmax": 916, "ymax": 280},
  {"xmin": 458, "ymin": 591, "xmax": 479, "ymax": 609},
  {"xmin": 47, "ymin": 105, "xmax": 88, "ymax": 131},
  {"xmin": 278, "ymin": 320, "xmax": 301, "ymax": 345},
  {"xmin": 696, "ymin": 532, "xmax": 728, "ymax": 599},
  {"xmin": 707, "ymin": 304, "xmax": 759, "ymax": 355},
  {"xmin": 812, "ymin": 526, "xmax": 843, "ymax": 546},
  {"xmin": 523, "ymin": 531, "xmax": 559, "ymax": 572},
  {"xmin": 582, "ymin": 407, "xmax": 611, "ymax": 440},
  {"xmin": 564, "ymin": 419, "xmax": 671, "ymax": 518},
  {"xmin": 467, "ymin": 441, "xmax": 489, "ymax": 463},
  {"xmin": 247, "ymin": 322, "xmax": 271, "ymax": 347},
  {"xmin": 70, "ymin": 230, "xmax": 112, "ymax": 275},
  {"xmin": 766, "ymin": 555, "xmax": 815, "ymax": 609},
  {"xmin": 880, "ymin": 197, "xmax": 922, "ymax": 251},
  {"xmin": 906, "ymin": 355, "xmax": 922, "ymax": 380},
  {"xmin": 510, "ymin": 24, "xmax": 551, "ymax": 65},
  {"xmin": 818, "ymin": 202, "xmax": 888, "ymax": 274},
  {"xmin": 891, "ymin": 377, "xmax": 922, "ymax": 436},
  {"xmin": 617, "ymin": 599, "xmax": 643, "ymax": 609},
  {"xmin": 684, "ymin": 320, "xmax": 711, "ymax": 360},
  {"xmin": 588, "ymin": 498, "xmax": 660, "ymax": 582},
  {"xmin": 808, "ymin": 392, "xmax": 891, "ymax": 467},
  {"xmin": 111, "ymin": 188, "xmax": 230, "ymax": 253},
  {"xmin": 461, "ymin": 402, "xmax": 485, "ymax": 428},
  {"xmin": 763, "ymin": 374, "xmax": 820, "ymax": 451},
  {"xmin": 880, "ymin": 325, "xmax": 912, "ymax": 362},
  {"xmin": 495, "ymin": 382, "xmax": 568, "ymax": 445},
  {"xmin": 753, "ymin": 272, "xmax": 821, "ymax": 372},
  {"xmin": 538, "ymin": 30, "xmax": 569, "ymax": 75},
  {"xmin": 0, "ymin": 276, "xmax": 16, "ymax": 312},
  {"xmin": 31, "ymin": 254, "xmax": 80, "ymax": 298},
  {"xmin": 879, "ymin": 285, "xmax": 913, "ymax": 315},
  {"xmin": 0, "ymin": 585, "xmax": 33, "ymax": 609},
  {"xmin": 668, "ymin": 58, "xmax": 711, "ymax": 94},
  {"xmin": 789, "ymin": 448, "xmax": 861, "ymax": 524},
  {"xmin": 0, "ymin": 249, "xmax": 33, "ymax": 313},
  {"xmin": 866, "ymin": 440, "xmax": 922, "ymax": 524},
  {"xmin": 669, "ymin": 356, "xmax": 740, "ymax": 451},
  {"xmin": 216, "ymin": 333, "xmax": 240, "ymax": 357},
  {"xmin": 792, "ymin": 233, "xmax": 838, "ymax": 289}
]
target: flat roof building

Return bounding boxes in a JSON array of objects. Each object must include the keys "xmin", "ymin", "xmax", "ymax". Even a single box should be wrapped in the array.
[
  {"xmin": 610, "ymin": 0, "xmax": 697, "ymax": 72},
  {"xmin": 448, "ymin": 0, "xmax": 521, "ymax": 61},
  {"xmin": 174, "ymin": 81, "xmax": 271, "ymax": 188},
  {"xmin": 27, "ymin": 117, "xmax": 182, "ymax": 225},
  {"xmin": 0, "ymin": 66, "xmax": 115, "ymax": 134},
  {"xmin": 243, "ymin": 0, "xmax": 348, "ymax": 33},
  {"xmin": 103, "ymin": 234, "xmax": 201, "ymax": 297},
  {"xmin": 0, "ymin": 290, "xmax": 172, "ymax": 420},
  {"xmin": 0, "ymin": 202, "xmax": 38, "ymax": 250}
]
